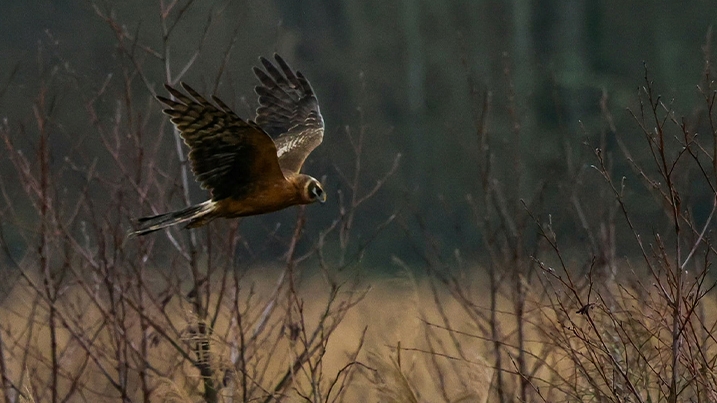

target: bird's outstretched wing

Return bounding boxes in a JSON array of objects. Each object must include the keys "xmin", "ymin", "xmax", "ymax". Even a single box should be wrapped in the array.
[
  {"xmin": 253, "ymin": 54, "xmax": 324, "ymax": 173},
  {"xmin": 158, "ymin": 83, "xmax": 285, "ymax": 201}
]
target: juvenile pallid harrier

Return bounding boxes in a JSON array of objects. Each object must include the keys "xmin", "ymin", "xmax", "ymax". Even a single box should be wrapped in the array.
[{"xmin": 130, "ymin": 54, "xmax": 325, "ymax": 236}]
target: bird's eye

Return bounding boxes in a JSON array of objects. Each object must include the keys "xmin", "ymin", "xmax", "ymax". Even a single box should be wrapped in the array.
[
  {"xmin": 309, "ymin": 182, "xmax": 326, "ymax": 203},
  {"xmin": 311, "ymin": 186, "xmax": 322, "ymax": 199}
]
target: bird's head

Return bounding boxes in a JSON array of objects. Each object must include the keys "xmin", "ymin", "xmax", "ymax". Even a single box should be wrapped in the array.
[{"xmin": 300, "ymin": 176, "xmax": 326, "ymax": 204}]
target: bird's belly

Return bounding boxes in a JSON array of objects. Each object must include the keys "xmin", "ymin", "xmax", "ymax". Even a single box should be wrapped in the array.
[{"xmin": 217, "ymin": 186, "xmax": 299, "ymax": 217}]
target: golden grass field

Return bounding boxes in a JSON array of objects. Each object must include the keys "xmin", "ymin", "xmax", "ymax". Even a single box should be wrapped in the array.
[
  {"xmin": 2, "ymin": 262, "xmax": 716, "ymax": 402},
  {"xmin": 0, "ymin": 266, "xmax": 500, "ymax": 402}
]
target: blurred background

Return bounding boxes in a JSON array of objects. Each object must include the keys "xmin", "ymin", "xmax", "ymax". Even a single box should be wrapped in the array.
[{"xmin": 2, "ymin": 0, "xmax": 716, "ymax": 270}]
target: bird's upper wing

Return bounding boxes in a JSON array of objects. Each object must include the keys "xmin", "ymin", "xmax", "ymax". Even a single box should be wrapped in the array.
[
  {"xmin": 158, "ymin": 83, "xmax": 285, "ymax": 201},
  {"xmin": 253, "ymin": 54, "xmax": 324, "ymax": 173}
]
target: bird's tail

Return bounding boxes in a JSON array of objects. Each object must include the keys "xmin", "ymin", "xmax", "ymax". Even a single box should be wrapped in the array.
[{"xmin": 129, "ymin": 201, "xmax": 216, "ymax": 237}]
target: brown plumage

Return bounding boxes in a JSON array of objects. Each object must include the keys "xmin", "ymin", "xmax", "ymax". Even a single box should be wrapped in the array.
[{"xmin": 130, "ymin": 54, "xmax": 325, "ymax": 236}]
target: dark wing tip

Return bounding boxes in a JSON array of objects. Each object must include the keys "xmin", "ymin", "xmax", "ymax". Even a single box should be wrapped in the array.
[
  {"xmin": 259, "ymin": 56, "xmax": 274, "ymax": 71},
  {"xmin": 273, "ymin": 53, "xmax": 288, "ymax": 68},
  {"xmin": 252, "ymin": 66, "xmax": 270, "ymax": 85},
  {"xmin": 180, "ymin": 81, "xmax": 196, "ymax": 94},
  {"xmin": 295, "ymin": 71, "xmax": 315, "ymax": 96},
  {"xmin": 211, "ymin": 95, "xmax": 232, "ymax": 112},
  {"xmin": 161, "ymin": 83, "xmax": 188, "ymax": 103},
  {"xmin": 156, "ymin": 95, "xmax": 177, "ymax": 108},
  {"xmin": 180, "ymin": 82, "xmax": 202, "ymax": 99}
]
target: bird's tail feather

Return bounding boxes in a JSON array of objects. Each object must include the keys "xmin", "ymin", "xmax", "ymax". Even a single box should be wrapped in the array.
[{"xmin": 129, "ymin": 201, "xmax": 215, "ymax": 237}]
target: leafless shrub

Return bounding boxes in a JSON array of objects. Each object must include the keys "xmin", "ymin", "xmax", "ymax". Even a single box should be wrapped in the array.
[
  {"xmin": 389, "ymin": 37, "xmax": 717, "ymax": 403},
  {"xmin": 0, "ymin": 3, "xmax": 398, "ymax": 403}
]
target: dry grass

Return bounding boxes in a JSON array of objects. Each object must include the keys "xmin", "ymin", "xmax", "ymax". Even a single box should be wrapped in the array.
[{"xmin": 3, "ymin": 263, "xmax": 714, "ymax": 402}]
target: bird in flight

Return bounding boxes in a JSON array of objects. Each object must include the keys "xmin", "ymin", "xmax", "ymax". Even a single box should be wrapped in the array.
[{"xmin": 131, "ymin": 54, "xmax": 325, "ymax": 236}]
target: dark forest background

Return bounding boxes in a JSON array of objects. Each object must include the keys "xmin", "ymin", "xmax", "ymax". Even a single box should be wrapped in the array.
[{"xmin": 2, "ymin": 1, "xmax": 716, "ymax": 269}]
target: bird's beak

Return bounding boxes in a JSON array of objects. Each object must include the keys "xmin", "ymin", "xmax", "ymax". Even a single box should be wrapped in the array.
[{"xmin": 319, "ymin": 193, "xmax": 327, "ymax": 203}]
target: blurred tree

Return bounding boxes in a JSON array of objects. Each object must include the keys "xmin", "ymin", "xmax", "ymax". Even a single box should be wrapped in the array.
[
  {"xmin": 2, "ymin": 0, "xmax": 717, "ymax": 267},
  {"xmin": 402, "ymin": 0, "xmax": 428, "ymax": 193}
]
